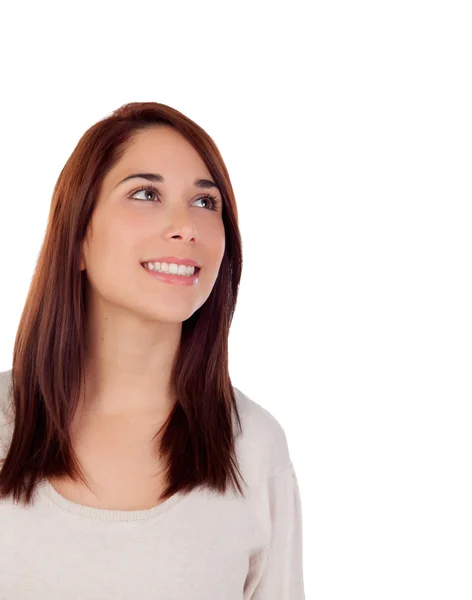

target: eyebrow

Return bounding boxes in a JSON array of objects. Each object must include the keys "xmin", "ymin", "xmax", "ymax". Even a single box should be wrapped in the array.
[{"xmin": 115, "ymin": 172, "xmax": 220, "ymax": 193}]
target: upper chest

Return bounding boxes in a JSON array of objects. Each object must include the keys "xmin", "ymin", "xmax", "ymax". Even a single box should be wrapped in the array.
[{"xmin": 50, "ymin": 411, "xmax": 169, "ymax": 510}]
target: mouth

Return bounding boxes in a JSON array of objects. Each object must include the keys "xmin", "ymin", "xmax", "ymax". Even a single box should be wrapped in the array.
[
  {"xmin": 140, "ymin": 262, "xmax": 201, "ymax": 285},
  {"xmin": 140, "ymin": 262, "xmax": 201, "ymax": 273}
]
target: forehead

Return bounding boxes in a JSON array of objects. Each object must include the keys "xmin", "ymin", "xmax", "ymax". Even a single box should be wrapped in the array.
[{"xmin": 110, "ymin": 125, "xmax": 211, "ymax": 181}]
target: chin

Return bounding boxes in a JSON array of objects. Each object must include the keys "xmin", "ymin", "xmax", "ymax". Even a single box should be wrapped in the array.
[{"xmin": 136, "ymin": 304, "xmax": 201, "ymax": 325}]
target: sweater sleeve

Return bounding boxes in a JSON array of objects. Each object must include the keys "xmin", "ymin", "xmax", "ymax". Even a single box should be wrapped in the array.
[
  {"xmin": 245, "ymin": 463, "xmax": 306, "ymax": 599},
  {"xmin": 0, "ymin": 370, "xmax": 14, "ymax": 462}
]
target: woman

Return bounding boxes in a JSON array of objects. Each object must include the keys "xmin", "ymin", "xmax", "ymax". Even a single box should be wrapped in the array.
[{"xmin": 0, "ymin": 102, "xmax": 305, "ymax": 598}]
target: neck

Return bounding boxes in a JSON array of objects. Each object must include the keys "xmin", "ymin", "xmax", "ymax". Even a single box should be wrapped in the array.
[{"xmin": 79, "ymin": 299, "xmax": 182, "ymax": 417}]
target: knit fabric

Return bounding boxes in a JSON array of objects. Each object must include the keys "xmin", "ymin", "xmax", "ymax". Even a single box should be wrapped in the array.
[{"xmin": 0, "ymin": 369, "xmax": 305, "ymax": 599}]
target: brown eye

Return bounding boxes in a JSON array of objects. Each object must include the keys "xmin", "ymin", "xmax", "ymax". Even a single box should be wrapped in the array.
[
  {"xmin": 130, "ymin": 187, "xmax": 159, "ymax": 202},
  {"xmin": 144, "ymin": 189, "xmax": 156, "ymax": 201},
  {"xmin": 193, "ymin": 194, "xmax": 221, "ymax": 211}
]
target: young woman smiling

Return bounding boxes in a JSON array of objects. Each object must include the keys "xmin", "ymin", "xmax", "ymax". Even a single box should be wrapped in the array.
[{"xmin": 0, "ymin": 102, "xmax": 305, "ymax": 599}]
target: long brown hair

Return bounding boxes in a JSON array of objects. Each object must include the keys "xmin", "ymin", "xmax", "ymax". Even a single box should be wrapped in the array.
[{"xmin": 0, "ymin": 102, "xmax": 246, "ymax": 505}]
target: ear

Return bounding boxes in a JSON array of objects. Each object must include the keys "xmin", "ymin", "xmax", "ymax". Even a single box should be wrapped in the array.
[
  {"xmin": 80, "ymin": 245, "xmax": 86, "ymax": 271},
  {"xmin": 80, "ymin": 228, "xmax": 92, "ymax": 271}
]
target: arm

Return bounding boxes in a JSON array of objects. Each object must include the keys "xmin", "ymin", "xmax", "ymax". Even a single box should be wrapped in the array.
[{"xmin": 245, "ymin": 463, "xmax": 306, "ymax": 599}]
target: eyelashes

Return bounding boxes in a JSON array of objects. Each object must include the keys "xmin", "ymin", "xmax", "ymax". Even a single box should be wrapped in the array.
[{"xmin": 127, "ymin": 185, "xmax": 221, "ymax": 212}]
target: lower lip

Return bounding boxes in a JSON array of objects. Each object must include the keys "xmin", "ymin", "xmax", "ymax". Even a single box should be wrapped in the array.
[{"xmin": 141, "ymin": 264, "xmax": 201, "ymax": 286}]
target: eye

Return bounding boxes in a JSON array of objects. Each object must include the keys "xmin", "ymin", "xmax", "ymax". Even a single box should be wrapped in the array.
[
  {"xmin": 129, "ymin": 186, "xmax": 159, "ymax": 202},
  {"xmin": 193, "ymin": 194, "xmax": 221, "ymax": 211},
  {"xmin": 128, "ymin": 185, "xmax": 221, "ymax": 212}
]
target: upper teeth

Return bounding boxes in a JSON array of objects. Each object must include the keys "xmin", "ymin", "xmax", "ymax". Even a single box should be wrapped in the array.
[{"xmin": 143, "ymin": 261, "xmax": 196, "ymax": 276}]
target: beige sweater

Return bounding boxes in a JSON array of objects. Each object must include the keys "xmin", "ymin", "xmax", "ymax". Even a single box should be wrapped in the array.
[{"xmin": 0, "ymin": 369, "xmax": 305, "ymax": 599}]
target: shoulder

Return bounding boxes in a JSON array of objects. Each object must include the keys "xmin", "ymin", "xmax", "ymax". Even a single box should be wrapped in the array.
[
  {"xmin": 232, "ymin": 386, "xmax": 293, "ymax": 480},
  {"xmin": 0, "ymin": 369, "xmax": 14, "ymax": 461}
]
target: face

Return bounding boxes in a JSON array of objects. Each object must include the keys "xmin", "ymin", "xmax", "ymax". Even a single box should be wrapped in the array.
[{"xmin": 80, "ymin": 125, "xmax": 225, "ymax": 324}]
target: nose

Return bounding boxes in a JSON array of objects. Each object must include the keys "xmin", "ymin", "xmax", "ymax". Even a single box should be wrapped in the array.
[{"xmin": 164, "ymin": 206, "xmax": 197, "ymax": 242}]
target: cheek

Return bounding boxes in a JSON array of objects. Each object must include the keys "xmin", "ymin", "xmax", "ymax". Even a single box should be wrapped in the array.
[
  {"xmin": 84, "ymin": 214, "xmax": 135, "ymax": 273},
  {"xmin": 200, "ymin": 217, "xmax": 225, "ymax": 251},
  {"xmin": 211, "ymin": 226, "xmax": 226, "ymax": 265}
]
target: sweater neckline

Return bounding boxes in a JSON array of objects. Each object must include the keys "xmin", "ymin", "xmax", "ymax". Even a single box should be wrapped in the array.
[{"xmin": 37, "ymin": 478, "xmax": 185, "ymax": 522}]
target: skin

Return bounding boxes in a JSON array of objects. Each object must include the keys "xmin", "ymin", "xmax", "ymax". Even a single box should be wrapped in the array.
[
  {"xmin": 49, "ymin": 125, "xmax": 226, "ymax": 509},
  {"xmin": 78, "ymin": 123, "xmax": 225, "ymax": 419}
]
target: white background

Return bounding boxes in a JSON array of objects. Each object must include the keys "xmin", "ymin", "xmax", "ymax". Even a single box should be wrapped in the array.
[{"xmin": 1, "ymin": 1, "xmax": 471, "ymax": 598}]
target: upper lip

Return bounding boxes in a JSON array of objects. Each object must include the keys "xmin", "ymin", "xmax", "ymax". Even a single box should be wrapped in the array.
[{"xmin": 142, "ymin": 256, "xmax": 201, "ymax": 268}]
